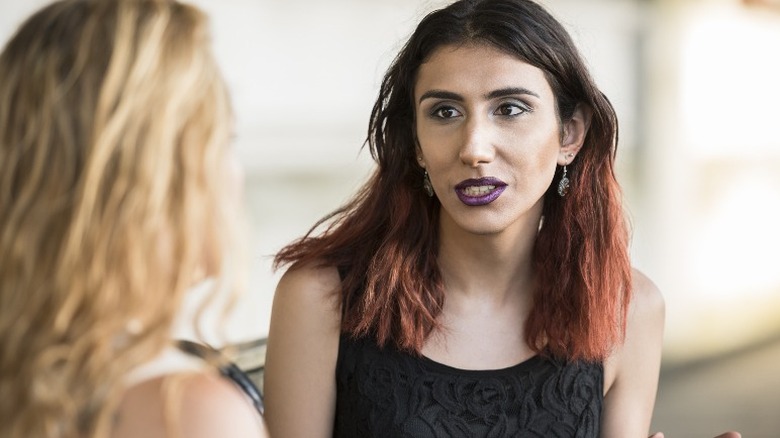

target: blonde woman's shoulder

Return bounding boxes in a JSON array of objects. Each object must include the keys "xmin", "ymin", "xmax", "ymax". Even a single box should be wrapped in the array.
[{"xmin": 112, "ymin": 371, "xmax": 268, "ymax": 438}]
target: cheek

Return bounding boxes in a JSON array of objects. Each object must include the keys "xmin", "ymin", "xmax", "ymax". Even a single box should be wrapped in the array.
[
  {"xmin": 415, "ymin": 123, "xmax": 433, "ymax": 159},
  {"xmin": 534, "ymin": 139, "xmax": 561, "ymax": 170},
  {"xmin": 416, "ymin": 126, "xmax": 457, "ymax": 167},
  {"xmin": 510, "ymin": 131, "xmax": 561, "ymax": 185},
  {"xmin": 536, "ymin": 138, "xmax": 563, "ymax": 187}
]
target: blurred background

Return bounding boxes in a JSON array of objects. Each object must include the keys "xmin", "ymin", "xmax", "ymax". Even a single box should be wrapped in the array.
[{"xmin": 2, "ymin": 0, "xmax": 778, "ymax": 435}]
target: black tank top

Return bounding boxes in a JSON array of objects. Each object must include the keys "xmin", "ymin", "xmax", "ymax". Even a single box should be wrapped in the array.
[{"xmin": 334, "ymin": 335, "xmax": 603, "ymax": 438}]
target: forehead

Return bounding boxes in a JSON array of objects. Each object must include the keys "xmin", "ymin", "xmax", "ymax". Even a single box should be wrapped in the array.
[{"xmin": 414, "ymin": 43, "xmax": 554, "ymax": 101}]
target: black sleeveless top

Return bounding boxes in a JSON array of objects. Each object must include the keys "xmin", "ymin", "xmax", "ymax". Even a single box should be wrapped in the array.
[{"xmin": 334, "ymin": 335, "xmax": 603, "ymax": 438}]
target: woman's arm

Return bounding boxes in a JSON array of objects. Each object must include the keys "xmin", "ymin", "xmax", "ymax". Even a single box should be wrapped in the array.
[
  {"xmin": 601, "ymin": 269, "xmax": 666, "ymax": 437},
  {"xmin": 263, "ymin": 262, "xmax": 342, "ymax": 438}
]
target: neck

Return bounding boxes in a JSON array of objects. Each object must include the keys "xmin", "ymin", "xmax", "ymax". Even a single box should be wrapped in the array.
[{"xmin": 436, "ymin": 207, "xmax": 541, "ymax": 303}]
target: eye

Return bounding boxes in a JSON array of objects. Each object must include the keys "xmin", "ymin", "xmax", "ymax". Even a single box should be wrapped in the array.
[
  {"xmin": 432, "ymin": 106, "xmax": 462, "ymax": 119},
  {"xmin": 494, "ymin": 103, "xmax": 527, "ymax": 117}
]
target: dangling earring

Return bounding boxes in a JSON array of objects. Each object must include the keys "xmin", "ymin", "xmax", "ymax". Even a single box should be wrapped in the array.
[
  {"xmin": 557, "ymin": 165, "xmax": 570, "ymax": 197},
  {"xmin": 423, "ymin": 170, "xmax": 434, "ymax": 197}
]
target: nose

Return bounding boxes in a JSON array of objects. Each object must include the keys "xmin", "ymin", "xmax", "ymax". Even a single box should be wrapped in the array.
[{"xmin": 459, "ymin": 115, "xmax": 495, "ymax": 168}]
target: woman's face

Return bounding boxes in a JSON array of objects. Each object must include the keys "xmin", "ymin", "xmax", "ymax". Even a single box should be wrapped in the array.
[{"xmin": 414, "ymin": 43, "xmax": 582, "ymax": 237}]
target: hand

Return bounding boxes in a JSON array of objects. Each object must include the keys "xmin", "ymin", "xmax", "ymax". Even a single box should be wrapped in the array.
[{"xmin": 649, "ymin": 432, "xmax": 741, "ymax": 438}]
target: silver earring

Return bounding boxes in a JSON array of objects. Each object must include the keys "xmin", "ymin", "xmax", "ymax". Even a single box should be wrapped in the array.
[
  {"xmin": 423, "ymin": 171, "xmax": 434, "ymax": 197},
  {"xmin": 557, "ymin": 165, "xmax": 570, "ymax": 197}
]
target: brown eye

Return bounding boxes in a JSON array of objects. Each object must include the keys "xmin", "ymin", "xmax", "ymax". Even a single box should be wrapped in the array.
[
  {"xmin": 494, "ymin": 103, "xmax": 525, "ymax": 116},
  {"xmin": 432, "ymin": 106, "xmax": 462, "ymax": 119}
]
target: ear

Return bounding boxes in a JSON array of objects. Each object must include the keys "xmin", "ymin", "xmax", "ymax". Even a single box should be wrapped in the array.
[
  {"xmin": 558, "ymin": 104, "xmax": 592, "ymax": 166},
  {"xmin": 414, "ymin": 135, "xmax": 426, "ymax": 169}
]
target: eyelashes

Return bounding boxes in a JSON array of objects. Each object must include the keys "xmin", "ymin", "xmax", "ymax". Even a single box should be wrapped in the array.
[
  {"xmin": 494, "ymin": 102, "xmax": 529, "ymax": 116},
  {"xmin": 431, "ymin": 106, "xmax": 462, "ymax": 119},
  {"xmin": 427, "ymin": 101, "xmax": 532, "ymax": 121}
]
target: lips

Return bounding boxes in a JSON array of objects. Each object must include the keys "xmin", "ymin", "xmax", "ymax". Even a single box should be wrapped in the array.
[{"xmin": 454, "ymin": 177, "xmax": 507, "ymax": 206}]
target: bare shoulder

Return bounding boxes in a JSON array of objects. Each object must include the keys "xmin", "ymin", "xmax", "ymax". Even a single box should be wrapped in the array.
[
  {"xmin": 264, "ymin": 261, "xmax": 342, "ymax": 438},
  {"xmin": 113, "ymin": 372, "xmax": 267, "ymax": 438},
  {"xmin": 174, "ymin": 373, "xmax": 268, "ymax": 437},
  {"xmin": 629, "ymin": 268, "xmax": 665, "ymax": 322},
  {"xmin": 604, "ymin": 268, "xmax": 665, "ymax": 388},
  {"xmin": 275, "ymin": 260, "xmax": 342, "ymax": 306},
  {"xmin": 270, "ymin": 260, "xmax": 343, "ymax": 331},
  {"xmin": 599, "ymin": 269, "xmax": 666, "ymax": 437}
]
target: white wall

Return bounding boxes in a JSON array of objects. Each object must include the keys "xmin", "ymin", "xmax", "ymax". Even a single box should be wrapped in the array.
[
  {"xmin": 13, "ymin": 1, "xmax": 777, "ymax": 364},
  {"xmin": 0, "ymin": 0, "xmax": 642, "ymax": 345},
  {"xmin": 642, "ymin": 0, "xmax": 780, "ymax": 362}
]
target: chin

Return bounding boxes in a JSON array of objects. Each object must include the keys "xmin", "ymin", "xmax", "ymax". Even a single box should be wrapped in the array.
[{"xmin": 449, "ymin": 218, "xmax": 512, "ymax": 236}]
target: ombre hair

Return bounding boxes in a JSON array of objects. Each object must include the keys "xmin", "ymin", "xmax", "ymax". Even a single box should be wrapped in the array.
[
  {"xmin": 275, "ymin": 0, "xmax": 631, "ymax": 362},
  {"xmin": 0, "ymin": 0, "xmax": 238, "ymax": 436}
]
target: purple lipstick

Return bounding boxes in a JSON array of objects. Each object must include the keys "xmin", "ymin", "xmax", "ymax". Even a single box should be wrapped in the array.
[{"xmin": 454, "ymin": 177, "xmax": 507, "ymax": 206}]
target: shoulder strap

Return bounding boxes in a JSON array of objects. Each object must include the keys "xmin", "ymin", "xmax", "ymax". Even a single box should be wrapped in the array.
[{"xmin": 176, "ymin": 340, "xmax": 265, "ymax": 415}]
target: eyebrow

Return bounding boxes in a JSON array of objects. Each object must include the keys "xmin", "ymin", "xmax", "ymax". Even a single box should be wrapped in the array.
[
  {"xmin": 486, "ymin": 87, "xmax": 540, "ymax": 100},
  {"xmin": 418, "ymin": 87, "xmax": 540, "ymax": 104}
]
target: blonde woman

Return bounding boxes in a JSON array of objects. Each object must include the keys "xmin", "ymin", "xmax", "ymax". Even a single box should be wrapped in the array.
[{"xmin": 0, "ymin": 0, "xmax": 267, "ymax": 437}]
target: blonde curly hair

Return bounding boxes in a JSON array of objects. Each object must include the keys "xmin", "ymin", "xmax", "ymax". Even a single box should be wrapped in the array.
[{"xmin": 0, "ymin": 0, "xmax": 241, "ymax": 436}]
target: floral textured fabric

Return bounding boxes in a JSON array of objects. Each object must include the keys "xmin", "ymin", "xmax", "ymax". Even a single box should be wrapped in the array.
[{"xmin": 333, "ymin": 335, "xmax": 602, "ymax": 438}]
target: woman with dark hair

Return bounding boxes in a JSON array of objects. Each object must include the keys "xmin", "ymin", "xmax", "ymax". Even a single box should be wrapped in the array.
[{"xmin": 264, "ymin": 0, "xmax": 660, "ymax": 436}]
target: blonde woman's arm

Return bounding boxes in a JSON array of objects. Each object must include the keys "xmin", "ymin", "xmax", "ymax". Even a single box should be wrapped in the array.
[{"xmin": 263, "ymin": 262, "xmax": 342, "ymax": 438}]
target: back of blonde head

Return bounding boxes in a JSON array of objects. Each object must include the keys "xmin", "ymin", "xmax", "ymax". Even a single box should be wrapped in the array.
[{"xmin": 0, "ymin": 0, "xmax": 237, "ymax": 436}]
